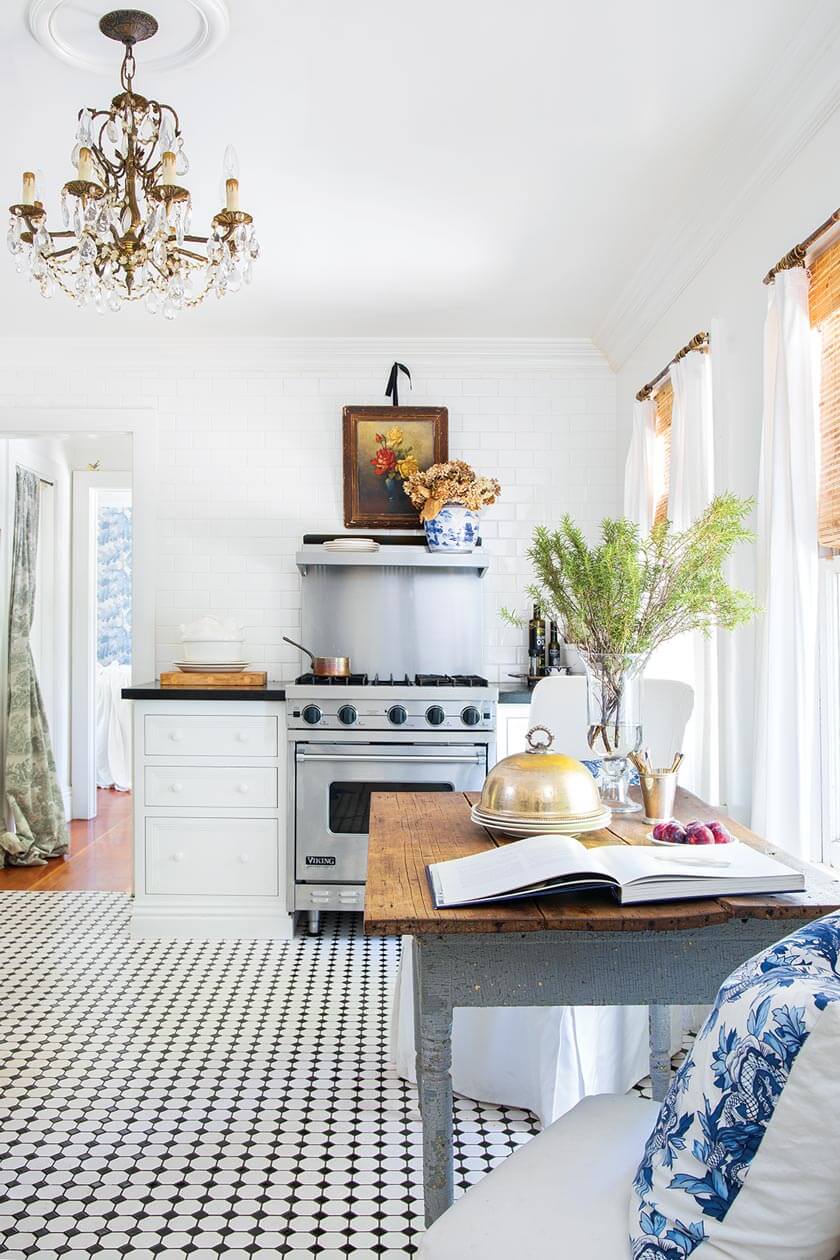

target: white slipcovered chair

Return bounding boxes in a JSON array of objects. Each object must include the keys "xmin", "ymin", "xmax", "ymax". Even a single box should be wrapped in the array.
[
  {"xmin": 390, "ymin": 676, "xmax": 694, "ymax": 1127},
  {"xmin": 418, "ymin": 1093, "xmax": 657, "ymax": 1258}
]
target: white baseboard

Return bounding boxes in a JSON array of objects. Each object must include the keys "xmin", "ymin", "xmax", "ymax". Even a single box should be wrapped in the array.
[{"xmin": 131, "ymin": 904, "xmax": 295, "ymax": 941}]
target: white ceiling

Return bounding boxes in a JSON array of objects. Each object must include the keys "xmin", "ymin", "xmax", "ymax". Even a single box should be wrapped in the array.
[{"xmin": 2, "ymin": 0, "xmax": 840, "ymax": 358}]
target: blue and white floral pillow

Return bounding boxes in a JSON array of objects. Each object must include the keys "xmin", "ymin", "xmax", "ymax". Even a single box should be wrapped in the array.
[{"xmin": 629, "ymin": 912, "xmax": 840, "ymax": 1259}]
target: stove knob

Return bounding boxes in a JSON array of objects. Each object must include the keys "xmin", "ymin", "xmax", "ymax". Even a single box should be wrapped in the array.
[
  {"xmin": 461, "ymin": 705, "xmax": 481, "ymax": 727},
  {"xmin": 337, "ymin": 704, "xmax": 357, "ymax": 726},
  {"xmin": 426, "ymin": 705, "xmax": 446, "ymax": 726},
  {"xmin": 302, "ymin": 704, "xmax": 322, "ymax": 726},
  {"xmin": 388, "ymin": 704, "xmax": 408, "ymax": 726}
]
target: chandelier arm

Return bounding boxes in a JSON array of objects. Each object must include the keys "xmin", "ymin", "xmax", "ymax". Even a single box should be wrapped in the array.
[
  {"xmin": 183, "ymin": 234, "xmax": 210, "ymax": 245},
  {"xmin": 174, "ymin": 246, "xmax": 209, "ymax": 264}
]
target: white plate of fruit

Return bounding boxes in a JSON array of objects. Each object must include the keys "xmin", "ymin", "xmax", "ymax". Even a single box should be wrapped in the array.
[{"xmin": 649, "ymin": 819, "xmax": 734, "ymax": 846}]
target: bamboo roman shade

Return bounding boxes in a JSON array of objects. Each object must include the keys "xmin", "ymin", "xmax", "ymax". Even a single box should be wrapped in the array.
[
  {"xmin": 653, "ymin": 379, "xmax": 673, "ymax": 525},
  {"xmin": 809, "ymin": 238, "xmax": 840, "ymax": 548}
]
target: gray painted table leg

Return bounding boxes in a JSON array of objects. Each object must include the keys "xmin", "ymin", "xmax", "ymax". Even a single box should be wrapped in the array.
[
  {"xmin": 649, "ymin": 1004, "xmax": 672, "ymax": 1102},
  {"xmin": 413, "ymin": 942, "xmax": 454, "ymax": 1226}
]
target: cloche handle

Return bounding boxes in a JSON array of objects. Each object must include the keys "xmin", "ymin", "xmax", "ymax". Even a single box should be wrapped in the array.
[{"xmin": 526, "ymin": 725, "xmax": 554, "ymax": 752}]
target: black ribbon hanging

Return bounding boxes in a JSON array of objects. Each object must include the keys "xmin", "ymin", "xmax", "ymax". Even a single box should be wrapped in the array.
[{"xmin": 385, "ymin": 361, "xmax": 412, "ymax": 407}]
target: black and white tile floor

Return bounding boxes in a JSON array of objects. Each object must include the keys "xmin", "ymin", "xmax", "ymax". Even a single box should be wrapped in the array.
[{"xmin": 0, "ymin": 893, "xmax": 539, "ymax": 1259}]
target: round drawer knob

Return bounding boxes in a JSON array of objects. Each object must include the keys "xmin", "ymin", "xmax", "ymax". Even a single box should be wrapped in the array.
[
  {"xmin": 171, "ymin": 851, "xmax": 185, "ymax": 863},
  {"xmin": 235, "ymin": 731, "xmax": 249, "ymax": 743},
  {"xmin": 169, "ymin": 782, "xmax": 183, "ymax": 794},
  {"xmin": 238, "ymin": 853, "xmax": 250, "ymax": 864},
  {"xmin": 236, "ymin": 783, "xmax": 250, "ymax": 794},
  {"xmin": 169, "ymin": 730, "xmax": 184, "ymax": 742}
]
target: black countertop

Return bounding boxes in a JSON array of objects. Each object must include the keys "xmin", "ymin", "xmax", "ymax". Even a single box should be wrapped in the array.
[
  {"xmin": 123, "ymin": 681, "xmax": 533, "ymax": 703},
  {"xmin": 122, "ymin": 682, "xmax": 288, "ymax": 701}
]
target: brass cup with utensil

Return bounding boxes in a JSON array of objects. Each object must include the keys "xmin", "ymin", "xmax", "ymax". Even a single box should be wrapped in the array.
[{"xmin": 629, "ymin": 750, "xmax": 684, "ymax": 824}]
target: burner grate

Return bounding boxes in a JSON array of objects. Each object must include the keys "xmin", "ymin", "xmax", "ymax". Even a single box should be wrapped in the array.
[{"xmin": 415, "ymin": 673, "xmax": 489, "ymax": 688}]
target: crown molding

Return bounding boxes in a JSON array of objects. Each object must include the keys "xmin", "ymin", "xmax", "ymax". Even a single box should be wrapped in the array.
[
  {"xmin": 594, "ymin": 6, "xmax": 840, "ymax": 370},
  {"xmin": 0, "ymin": 336, "xmax": 612, "ymax": 376}
]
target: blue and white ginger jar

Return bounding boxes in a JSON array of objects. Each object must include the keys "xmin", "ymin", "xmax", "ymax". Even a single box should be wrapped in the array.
[{"xmin": 423, "ymin": 502, "xmax": 481, "ymax": 553}]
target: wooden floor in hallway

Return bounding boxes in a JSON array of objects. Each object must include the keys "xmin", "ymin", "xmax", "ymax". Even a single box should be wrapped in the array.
[{"xmin": 0, "ymin": 788, "xmax": 132, "ymax": 892}]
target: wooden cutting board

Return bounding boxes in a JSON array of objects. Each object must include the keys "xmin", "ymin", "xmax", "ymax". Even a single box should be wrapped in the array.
[{"xmin": 160, "ymin": 670, "xmax": 268, "ymax": 688}]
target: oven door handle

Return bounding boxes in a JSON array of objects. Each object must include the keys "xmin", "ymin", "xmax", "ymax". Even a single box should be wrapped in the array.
[{"xmin": 295, "ymin": 752, "xmax": 485, "ymax": 765}]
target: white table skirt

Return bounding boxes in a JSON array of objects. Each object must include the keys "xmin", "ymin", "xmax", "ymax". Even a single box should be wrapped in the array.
[{"xmin": 391, "ymin": 937, "xmax": 683, "ymax": 1128}]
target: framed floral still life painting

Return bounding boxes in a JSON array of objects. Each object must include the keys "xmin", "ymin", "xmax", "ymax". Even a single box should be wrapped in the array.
[{"xmin": 342, "ymin": 406, "xmax": 448, "ymax": 529}]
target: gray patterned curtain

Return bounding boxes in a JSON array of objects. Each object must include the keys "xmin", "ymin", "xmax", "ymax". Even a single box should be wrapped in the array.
[{"xmin": 0, "ymin": 467, "xmax": 69, "ymax": 866}]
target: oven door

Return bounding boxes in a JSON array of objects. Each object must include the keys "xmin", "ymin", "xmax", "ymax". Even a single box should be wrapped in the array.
[{"xmin": 294, "ymin": 742, "xmax": 487, "ymax": 883}]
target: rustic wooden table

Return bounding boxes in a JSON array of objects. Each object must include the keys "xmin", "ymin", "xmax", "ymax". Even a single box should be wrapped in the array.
[{"xmin": 364, "ymin": 788, "xmax": 840, "ymax": 1226}]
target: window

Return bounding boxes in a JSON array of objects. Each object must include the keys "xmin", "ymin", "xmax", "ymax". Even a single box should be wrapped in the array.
[
  {"xmin": 653, "ymin": 379, "xmax": 673, "ymax": 525},
  {"xmin": 809, "ymin": 238, "xmax": 840, "ymax": 863},
  {"xmin": 810, "ymin": 240, "xmax": 840, "ymax": 547}
]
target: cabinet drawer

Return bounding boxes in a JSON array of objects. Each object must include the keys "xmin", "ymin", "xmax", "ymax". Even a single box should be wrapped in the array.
[
  {"xmin": 145, "ymin": 817, "xmax": 279, "ymax": 897},
  {"xmin": 144, "ymin": 714, "xmax": 278, "ymax": 758},
  {"xmin": 144, "ymin": 765, "xmax": 278, "ymax": 808}
]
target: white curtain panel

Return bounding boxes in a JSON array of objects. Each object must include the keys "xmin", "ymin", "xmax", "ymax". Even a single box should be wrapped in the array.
[
  {"xmin": 652, "ymin": 349, "xmax": 719, "ymax": 803},
  {"xmin": 623, "ymin": 397, "xmax": 657, "ymax": 531},
  {"xmin": 752, "ymin": 266, "xmax": 820, "ymax": 857}
]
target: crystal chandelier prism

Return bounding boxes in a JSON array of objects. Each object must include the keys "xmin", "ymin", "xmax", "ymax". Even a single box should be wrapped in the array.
[{"xmin": 7, "ymin": 9, "xmax": 258, "ymax": 317}]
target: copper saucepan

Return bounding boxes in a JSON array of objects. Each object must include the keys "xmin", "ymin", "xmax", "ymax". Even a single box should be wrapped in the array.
[{"xmin": 283, "ymin": 636, "xmax": 351, "ymax": 678}]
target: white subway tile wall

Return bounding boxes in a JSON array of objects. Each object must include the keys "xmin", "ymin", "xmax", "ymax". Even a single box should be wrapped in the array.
[{"xmin": 0, "ymin": 341, "xmax": 617, "ymax": 682}]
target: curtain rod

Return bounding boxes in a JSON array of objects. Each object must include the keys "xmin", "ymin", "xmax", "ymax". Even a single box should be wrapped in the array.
[
  {"xmin": 635, "ymin": 331, "xmax": 710, "ymax": 402},
  {"xmin": 16, "ymin": 462, "xmax": 54, "ymax": 487},
  {"xmin": 763, "ymin": 207, "xmax": 840, "ymax": 285}
]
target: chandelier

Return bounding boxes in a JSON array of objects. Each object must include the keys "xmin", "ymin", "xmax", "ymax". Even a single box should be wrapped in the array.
[{"xmin": 7, "ymin": 9, "xmax": 258, "ymax": 317}]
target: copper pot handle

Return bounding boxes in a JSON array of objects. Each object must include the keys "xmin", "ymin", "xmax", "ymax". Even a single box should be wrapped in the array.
[{"xmin": 282, "ymin": 636, "xmax": 315, "ymax": 665}]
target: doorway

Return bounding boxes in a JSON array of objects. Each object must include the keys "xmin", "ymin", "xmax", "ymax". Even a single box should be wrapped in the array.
[{"xmin": 0, "ymin": 430, "xmax": 138, "ymax": 891}]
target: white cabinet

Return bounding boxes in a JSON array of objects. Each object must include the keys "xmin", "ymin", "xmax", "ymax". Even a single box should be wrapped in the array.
[
  {"xmin": 144, "ymin": 764, "xmax": 278, "ymax": 809},
  {"xmin": 145, "ymin": 817, "xmax": 279, "ymax": 896},
  {"xmin": 494, "ymin": 701, "xmax": 532, "ymax": 765},
  {"xmin": 131, "ymin": 699, "xmax": 292, "ymax": 940},
  {"xmin": 144, "ymin": 713, "xmax": 278, "ymax": 757}
]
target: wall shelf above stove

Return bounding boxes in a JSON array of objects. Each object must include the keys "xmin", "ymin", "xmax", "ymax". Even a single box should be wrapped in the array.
[{"xmin": 295, "ymin": 544, "xmax": 489, "ymax": 576}]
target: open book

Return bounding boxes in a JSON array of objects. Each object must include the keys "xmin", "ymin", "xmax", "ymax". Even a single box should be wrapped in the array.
[{"xmin": 427, "ymin": 834, "xmax": 805, "ymax": 909}]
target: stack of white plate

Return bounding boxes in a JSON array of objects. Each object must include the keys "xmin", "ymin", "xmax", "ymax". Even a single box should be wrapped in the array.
[
  {"xmin": 173, "ymin": 661, "xmax": 251, "ymax": 673},
  {"xmin": 471, "ymin": 802, "xmax": 612, "ymax": 838},
  {"xmin": 323, "ymin": 538, "xmax": 380, "ymax": 553}
]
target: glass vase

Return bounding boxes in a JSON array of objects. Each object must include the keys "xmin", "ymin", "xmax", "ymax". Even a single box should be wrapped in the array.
[{"xmin": 580, "ymin": 650, "xmax": 644, "ymax": 814}]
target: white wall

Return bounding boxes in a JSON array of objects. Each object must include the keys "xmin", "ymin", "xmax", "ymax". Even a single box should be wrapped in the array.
[
  {"xmin": 0, "ymin": 340, "xmax": 618, "ymax": 684},
  {"xmin": 614, "ymin": 106, "xmax": 840, "ymax": 822}
]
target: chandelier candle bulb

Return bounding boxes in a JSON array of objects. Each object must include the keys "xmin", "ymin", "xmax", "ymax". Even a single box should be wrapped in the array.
[
  {"xmin": 77, "ymin": 147, "xmax": 94, "ymax": 182},
  {"xmin": 225, "ymin": 177, "xmax": 240, "ymax": 212},
  {"xmin": 160, "ymin": 151, "xmax": 177, "ymax": 186},
  {"xmin": 21, "ymin": 172, "xmax": 36, "ymax": 205}
]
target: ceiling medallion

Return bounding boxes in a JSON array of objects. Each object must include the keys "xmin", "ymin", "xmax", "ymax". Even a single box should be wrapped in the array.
[{"xmin": 8, "ymin": 8, "xmax": 258, "ymax": 317}]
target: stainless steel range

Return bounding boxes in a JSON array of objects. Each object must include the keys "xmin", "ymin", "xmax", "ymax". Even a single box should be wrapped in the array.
[
  {"xmin": 287, "ymin": 536, "xmax": 497, "ymax": 929},
  {"xmin": 287, "ymin": 672, "xmax": 496, "ymax": 931}
]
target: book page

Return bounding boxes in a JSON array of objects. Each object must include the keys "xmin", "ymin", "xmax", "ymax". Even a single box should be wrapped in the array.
[
  {"xmin": 430, "ymin": 834, "xmax": 612, "ymax": 906},
  {"xmin": 598, "ymin": 840, "xmax": 797, "ymax": 888}
]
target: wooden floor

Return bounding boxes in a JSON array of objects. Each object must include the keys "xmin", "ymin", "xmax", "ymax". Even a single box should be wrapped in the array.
[{"xmin": 0, "ymin": 788, "xmax": 132, "ymax": 892}]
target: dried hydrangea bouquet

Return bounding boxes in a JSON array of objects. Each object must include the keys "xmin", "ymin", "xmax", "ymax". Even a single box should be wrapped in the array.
[{"xmin": 403, "ymin": 460, "xmax": 501, "ymax": 552}]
